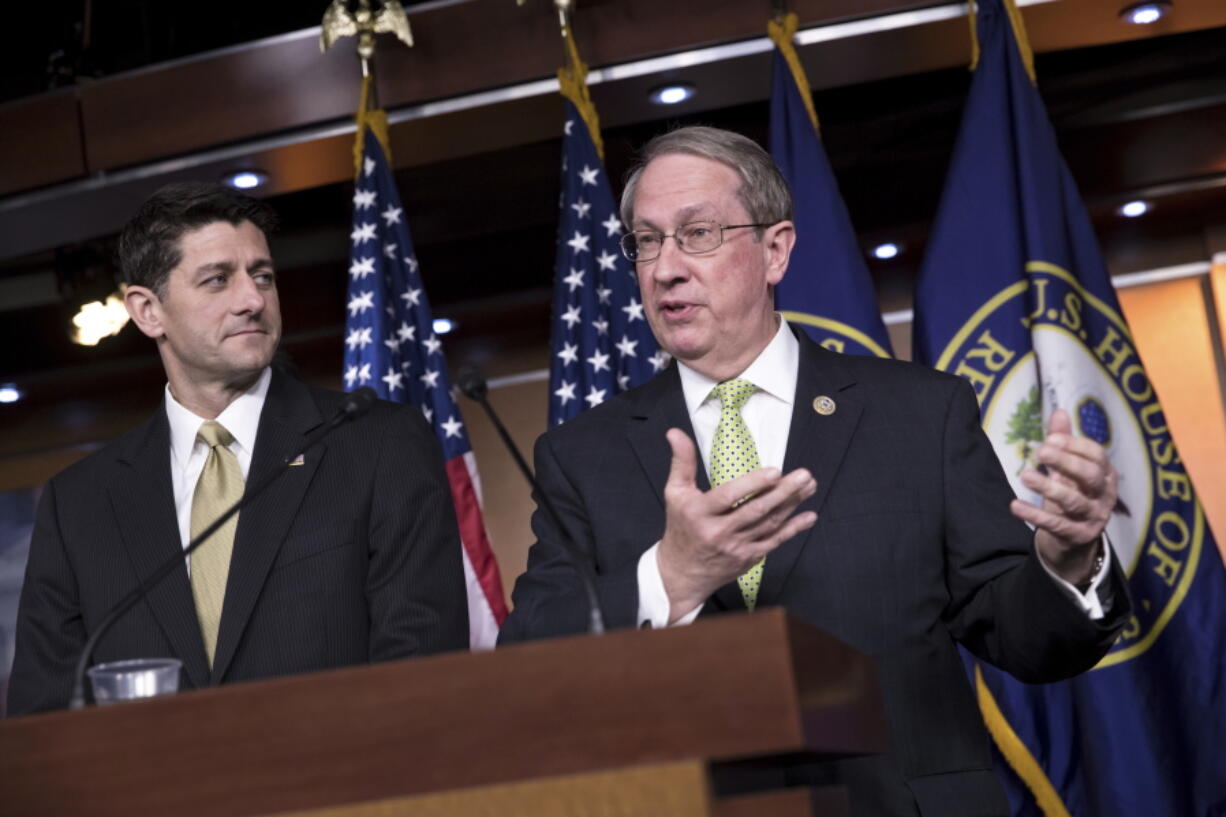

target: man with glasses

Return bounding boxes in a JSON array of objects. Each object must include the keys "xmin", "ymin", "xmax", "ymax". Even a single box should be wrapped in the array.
[{"xmin": 499, "ymin": 126, "xmax": 1126, "ymax": 815}]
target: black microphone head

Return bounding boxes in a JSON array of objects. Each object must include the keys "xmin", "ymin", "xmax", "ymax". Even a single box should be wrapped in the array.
[
  {"xmin": 341, "ymin": 387, "xmax": 378, "ymax": 420},
  {"xmin": 456, "ymin": 366, "xmax": 488, "ymax": 401}
]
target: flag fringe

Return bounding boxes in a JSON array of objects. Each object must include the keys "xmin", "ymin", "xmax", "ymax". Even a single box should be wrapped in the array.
[
  {"xmin": 767, "ymin": 12, "xmax": 820, "ymax": 134},
  {"xmin": 974, "ymin": 665, "xmax": 1072, "ymax": 817},
  {"xmin": 354, "ymin": 73, "xmax": 393, "ymax": 177},
  {"xmin": 968, "ymin": 0, "xmax": 1036, "ymax": 83},
  {"xmin": 557, "ymin": 25, "xmax": 605, "ymax": 161}
]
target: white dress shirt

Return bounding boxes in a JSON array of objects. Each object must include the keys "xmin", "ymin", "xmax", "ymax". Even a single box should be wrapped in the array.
[
  {"xmin": 165, "ymin": 367, "xmax": 270, "ymax": 559},
  {"xmin": 635, "ymin": 318, "xmax": 1110, "ymax": 627}
]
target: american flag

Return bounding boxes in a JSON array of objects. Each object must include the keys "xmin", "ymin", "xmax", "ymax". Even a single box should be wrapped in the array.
[
  {"xmin": 343, "ymin": 128, "xmax": 507, "ymax": 649},
  {"xmin": 549, "ymin": 100, "xmax": 666, "ymax": 426}
]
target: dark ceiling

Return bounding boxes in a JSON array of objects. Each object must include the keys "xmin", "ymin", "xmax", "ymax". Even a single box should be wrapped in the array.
[{"xmin": 3, "ymin": 1, "xmax": 1226, "ymax": 458}]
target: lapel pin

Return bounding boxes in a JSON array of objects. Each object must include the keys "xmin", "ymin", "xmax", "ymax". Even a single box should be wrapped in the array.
[
  {"xmin": 813, "ymin": 395, "xmax": 836, "ymax": 416},
  {"xmin": 288, "ymin": 454, "xmax": 305, "ymax": 466}
]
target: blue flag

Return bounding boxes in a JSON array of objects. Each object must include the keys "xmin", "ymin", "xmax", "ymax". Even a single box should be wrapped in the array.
[
  {"xmin": 342, "ymin": 127, "xmax": 507, "ymax": 649},
  {"xmin": 768, "ymin": 14, "xmax": 892, "ymax": 358},
  {"xmin": 913, "ymin": 2, "xmax": 1226, "ymax": 815},
  {"xmin": 548, "ymin": 99, "xmax": 665, "ymax": 426}
]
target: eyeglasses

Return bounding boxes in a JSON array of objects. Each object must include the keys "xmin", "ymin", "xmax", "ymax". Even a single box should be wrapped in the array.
[{"xmin": 618, "ymin": 221, "xmax": 772, "ymax": 262}]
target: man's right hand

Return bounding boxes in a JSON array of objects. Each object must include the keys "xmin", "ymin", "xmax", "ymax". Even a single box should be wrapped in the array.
[{"xmin": 657, "ymin": 428, "xmax": 818, "ymax": 623}]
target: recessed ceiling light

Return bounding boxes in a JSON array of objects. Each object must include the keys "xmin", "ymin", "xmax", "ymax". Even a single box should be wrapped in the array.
[
  {"xmin": 433, "ymin": 318, "xmax": 456, "ymax": 335},
  {"xmin": 1118, "ymin": 200, "xmax": 1151, "ymax": 218},
  {"xmin": 0, "ymin": 383, "xmax": 22, "ymax": 404},
  {"xmin": 223, "ymin": 170, "xmax": 268, "ymax": 190},
  {"xmin": 1119, "ymin": 2, "xmax": 1170, "ymax": 25},
  {"xmin": 649, "ymin": 84, "xmax": 696, "ymax": 106},
  {"xmin": 871, "ymin": 242, "xmax": 901, "ymax": 260}
]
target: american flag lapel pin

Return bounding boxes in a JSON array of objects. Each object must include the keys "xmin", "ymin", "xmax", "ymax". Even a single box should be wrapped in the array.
[{"xmin": 288, "ymin": 453, "xmax": 305, "ymax": 466}]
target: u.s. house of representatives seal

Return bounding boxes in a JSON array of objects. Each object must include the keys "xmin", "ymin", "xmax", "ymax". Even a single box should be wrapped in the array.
[{"xmin": 936, "ymin": 261, "xmax": 1207, "ymax": 668}]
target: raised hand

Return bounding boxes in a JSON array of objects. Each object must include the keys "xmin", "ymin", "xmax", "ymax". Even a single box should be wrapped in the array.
[
  {"xmin": 657, "ymin": 428, "xmax": 817, "ymax": 622},
  {"xmin": 1010, "ymin": 409, "xmax": 1117, "ymax": 584}
]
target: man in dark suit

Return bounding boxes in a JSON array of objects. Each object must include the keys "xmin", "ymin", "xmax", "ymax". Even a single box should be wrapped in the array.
[
  {"xmin": 499, "ymin": 127, "xmax": 1129, "ymax": 815},
  {"xmin": 8, "ymin": 182, "xmax": 468, "ymax": 715}
]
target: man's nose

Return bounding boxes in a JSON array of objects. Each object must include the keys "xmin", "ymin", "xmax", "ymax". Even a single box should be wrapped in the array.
[
  {"xmin": 649, "ymin": 236, "xmax": 691, "ymax": 283},
  {"xmin": 232, "ymin": 273, "xmax": 266, "ymax": 313}
]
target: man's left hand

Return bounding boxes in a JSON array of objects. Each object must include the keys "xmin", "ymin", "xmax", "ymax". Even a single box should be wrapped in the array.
[{"xmin": 1010, "ymin": 408, "xmax": 1117, "ymax": 585}]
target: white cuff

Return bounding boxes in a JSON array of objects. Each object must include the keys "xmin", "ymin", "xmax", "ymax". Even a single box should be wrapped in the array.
[
  {"xmin": 637, "ymin": 543, "xmax": 704, "ymax": 628},
  {"xmin": 1036, "ymin": 534, "xmax": 1113, "ymax": 620}
]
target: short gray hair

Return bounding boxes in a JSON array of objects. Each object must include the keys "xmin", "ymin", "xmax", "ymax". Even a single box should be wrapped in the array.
[{"xmin": 619, "ymin": 126, "xmax": 794, "ymax": 230}]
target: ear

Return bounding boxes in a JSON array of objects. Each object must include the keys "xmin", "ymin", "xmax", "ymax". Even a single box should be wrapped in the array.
[
  {"xmin": 124, "ymin": 284, "xmax": 166, "ymax": 339},
  {"xmin": 762, "ymin": 220, "xmax": 796, "ymax": 286}
]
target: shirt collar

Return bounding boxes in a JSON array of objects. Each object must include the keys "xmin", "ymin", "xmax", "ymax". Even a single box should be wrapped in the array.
[
  {"xmin": 677, "ymin": 316, "xmax": 799, "ymax": 413},
  {"xmin": 165, "ymin": 367, "xmax": 271, "ymax": 464}
]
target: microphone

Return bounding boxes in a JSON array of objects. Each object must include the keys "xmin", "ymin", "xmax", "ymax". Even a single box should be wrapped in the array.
[
  {"xmin": 68, "ymin": 388, "xmax": 380, "ymax": 709},
  {"xmin": 457, "ymin": 366, "xmax": 605, "ymax": 635}
]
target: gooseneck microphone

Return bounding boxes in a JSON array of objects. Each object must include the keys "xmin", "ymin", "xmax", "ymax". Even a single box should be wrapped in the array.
[
  {"xmin": 456, "ymin": 367, "xmax": 606, "ymax": 635},
  {"xmin": 68, "ymin": 387, "xmax": 379, "ymax": 710}
]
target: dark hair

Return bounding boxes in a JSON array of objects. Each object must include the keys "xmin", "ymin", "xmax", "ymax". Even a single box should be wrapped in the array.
[
  {"xmin": 118, "ymin": 181, "xmax": 278, "ymax": 298},
  {"xmin": 620, "ymin": 125, "xmax": 794, "ymax": 231}
]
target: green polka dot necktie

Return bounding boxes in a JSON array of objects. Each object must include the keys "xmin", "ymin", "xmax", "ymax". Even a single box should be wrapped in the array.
[
  {"xmin": 709, "ymin": 379, "xmax": 765, "ymax": 611},
  {"xmin": 190, "ymin": 420, "xmax": 243, "ymax": 667}
]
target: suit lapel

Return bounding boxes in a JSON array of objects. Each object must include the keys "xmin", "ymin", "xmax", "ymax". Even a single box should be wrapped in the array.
[
  {"xmin": 212, "ymin": 371, "xmax": 325, "ymax": 683},
  {"xmin": 109, "ymin": 410, "xmax": 211, "ymax": 688},
  {"xmin": 757, "ymin": 334, "xmax": 863, "ymax": 607},
  {"xmin": 626, "ymin": 364, "xmax": 708, "ymax": 501}
]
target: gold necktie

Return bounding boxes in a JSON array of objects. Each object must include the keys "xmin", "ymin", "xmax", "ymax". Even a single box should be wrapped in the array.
[
  {"xmin": 710, "ymin": 379, "xmax": 766, "ymax": 611},
  {"xmin": 189, "ymin": 420, "xmax": 243, "ymax": 667}
]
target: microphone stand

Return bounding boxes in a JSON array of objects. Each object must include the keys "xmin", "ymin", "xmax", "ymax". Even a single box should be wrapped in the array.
[{"xmin": 457, "ymin": 367, "xmax": 605, "ymax": 635}]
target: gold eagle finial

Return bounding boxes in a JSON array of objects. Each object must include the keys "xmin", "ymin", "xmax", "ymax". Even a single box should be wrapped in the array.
[{"xmin": 321, "ymin": 0, "xmax": 413, "ymax": 63}]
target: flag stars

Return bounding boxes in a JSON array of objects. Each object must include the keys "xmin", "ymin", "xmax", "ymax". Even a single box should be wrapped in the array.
[
  {"xmin": 563, "ymin": 268, "xmax": 585, "ymax": 292},
  {"xmin": 584, "ymin": 385, "xmax": 607, "ymax": 408},
  {"xmin": 561, "ymin": 305, "xmax": 582, "ymax": 329},
  {"xmin": 423, "ymin": 334, "xmax": 442, "ymax": 356},
  {"xmin": 578, "ymin": 165, "xmax": 600, "ymax": 186},
  {"xmin": 383, "ymin": 334, "xmax": 400, "ymax": 352},
  {"xmin": 567, "ymin": 231, "xmax": 591, "ymax": 254},
  {"xmin": 648, "ymin": 350, "xmax": 671, "ymax": 372},
  {"xmin": 383, "ymin": 242, "xmax": 398, "ymax": 259},
  {"xmin": 348, "ymin": 291, "xmax": 375, "ymax": 316},
  {"xmin": 349, "ymin": 256, "xmax": 376, "ymax": 279},
  {"xmin": 351, "ymin": 222, "xmax": 377, "ymax": 244},
  {"xmin": 615, "ymin": 335, "xmax": 639, "ymax": 358},
  {"xmin": 422, "ymin": 405, "xmax": 433, "ymax": 424},
  {"xmin": 554, "ymin": 380, "xmax": 577, "ymax": 405},
  {"xmin": 363, "ymin": 156, "xmax": 376, "ymax": 177},
  {"xmin": 618, "ymin": 372, "xmax": 630, "ymax": 391},
  {"xmin": 353, "ymin": 189, "xmax": 377, "ymax": 209},
  {"xmin": 557, "ymin": 341, "xmax": 579, "ymax": 365},
  {"xmin": 596, "ymin": 250, "xmax": 618, "ymax": 272},
  {"xmin": 401, "ymin": 287, "xmax": 422, "ymax": 307},
  {"xmin": 344, "ymin": 365, "xmax": 360, "ymax": 389},
  {"xmin": 602, "ymin": 213, "xmax": 623, "ymax": 237},
  {"xmin": 381, "ymin": 367, "xmax": 404, "ymax": 394},
  {"xmin": 564, "ymin": 119, "xmax": 575, "ymax": 136},
  {"xmin": 591, "ymin": 317, "xmax": 609, "ymax": 336},
  {"xmin": 571, "ymin": 198, "xmax": 592, "ymax": 219},
  {"xmin": 345, "ymin": 326, "xmax": 373, "ymax": 351},
  {"xmin": 396, "ymin": 321, "xmax": 416, "ymax": 343},
  {"xmin": 586, "ymin": 350, "xmax": 611, "ymax": 373},
  {"xmin": 381, "ymin": 205, "xmax": 402, "ymax": 226},
  {"xmin": 622, "ymin": 298, "xmax": 645, "ymax": 322},
  {"xmin": 420, "ymin": 369, "xmax": 441, "ymax": 389},
  {"xmin": 356, "ymin": 363, "xmax": 372, "ymax": 384},
  {"xmin": 596, "ymin": 286, "xmax": 612, "ymax": 305},
  {"xmin": 405, "ymin": 256, "xmax": 420, "ymax": 274},
  {"xmin": 441, "ymin": 415, "xmax": 464, "ymax": 439}
]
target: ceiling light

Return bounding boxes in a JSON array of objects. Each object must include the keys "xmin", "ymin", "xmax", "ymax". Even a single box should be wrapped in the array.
[
  {"xmin": 871, "ymin": 242, "xmax": 901, "ymax": 260},
  {"xmin": 72, "ymin": 292, "xmax": 130, "ymax": 346},
  {"xmin": 648, "ymin": 84, "xmax": 696, "ymax": 106},
  {"xmin": 1119, "ymin": 2, "xmax": 1171, "ymax": 24},
  {"xmin": 433, "ymin": 318, "xmax": 456, "ymax": 335},
  {"xmin": 0, "ymin": 383, "xmax": 22, "ymax": 404},
  {"xmin": 1118, "ymin": 200, "xmax": 1151, "ymax": 218},
  {"xmin": 223, "ymin": 170, "xmax": 268, "ymax": 190}
]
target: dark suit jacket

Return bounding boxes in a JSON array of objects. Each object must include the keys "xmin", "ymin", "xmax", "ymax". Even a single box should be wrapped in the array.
[
  {"xmin": 8, "ymin": 369, "xmax": 469, "ymax": 715},
  {"xmin": 499, "ymin": 332, "xmax": 1128, "ymax": 816}
]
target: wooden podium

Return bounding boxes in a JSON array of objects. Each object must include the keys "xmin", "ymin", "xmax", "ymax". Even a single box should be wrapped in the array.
[{"xmin": 0, "ymin": 610, "xmax": 887, "ymax": 817}]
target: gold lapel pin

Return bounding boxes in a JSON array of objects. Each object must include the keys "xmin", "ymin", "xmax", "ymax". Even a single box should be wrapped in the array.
[{"xmin": 813, "ymin": 395, "xmax": 836, "ymax": 416}]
